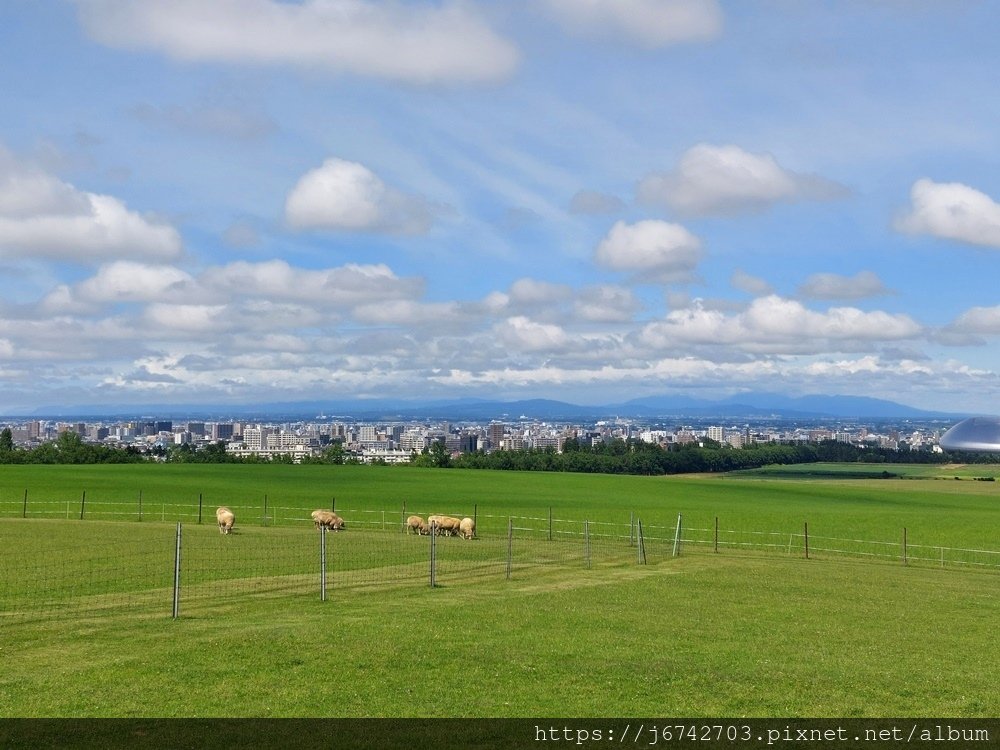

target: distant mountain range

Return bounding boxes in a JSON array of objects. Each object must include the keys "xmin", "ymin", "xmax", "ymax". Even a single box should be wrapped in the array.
[{"xmin": 9, "ymin": 392, "xmax": 971, "ymax": 421}]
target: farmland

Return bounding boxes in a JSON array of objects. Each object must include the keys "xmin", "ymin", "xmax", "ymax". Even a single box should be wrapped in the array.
[{"xmin": 1, "ymin": 463, "xmax": 998, "ymax": 718}]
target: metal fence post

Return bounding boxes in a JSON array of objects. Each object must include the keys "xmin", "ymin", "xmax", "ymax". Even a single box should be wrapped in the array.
[
  {"xmin": 584, "ymin": 520, "xmax": 591, "ymax": 569},
  {"xmin": 672, "ymin": 513, "xmax": 683, "ymax": 557},
  {"xmin": 804, "ymin": 522, "xmax": 809, "ymax": 560},
  {"xmin": 22, "ymin": 489, "xmax": 27, "ymax": 519},
  {"xmin": 429, "ymin": 521, "xmax": 437, "ymax": 588},
  {"xmin": 637, "ymin": 519, "xmax": 647, "ymax": 565},
  {"xmin": 506, "ymin": 517, "xmax": 513, "ymax": 580},
  {"xmin": 79, "ymin": 490, "xmax": 86, "ymax": 521},
  {"xmin": 320, "ymin": 526, "xmax": 327, "ymax": 602},
  {"xmin": 198, "ymin": 493, "xmax": 203, "ymax": 525},
  {"xmin": 172, "ymin": 522, "xmax": 182, "ymax": 619}
]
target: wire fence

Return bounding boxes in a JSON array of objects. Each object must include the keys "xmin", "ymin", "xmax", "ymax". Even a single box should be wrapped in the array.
[{"xmin": 2, "ymin": 499, "xmax": 999, "ymax": 625}]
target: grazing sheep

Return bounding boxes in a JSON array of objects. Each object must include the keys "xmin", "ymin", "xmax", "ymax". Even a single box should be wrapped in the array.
[
  {"xmin": 311, "ymin": 509, "xmax": 345, "ymax": 531},
  {"xmin": 459, "ymin": 516, "xmax": 476, "ymax": 540},
  {"xmin": 406, "ymin": 515, "xmax": 429, "ymax": 535},
  {"xmin": 216, "ymin": 506, "xmax": 235, "ymax": 535},
  {"xmin": 428, "ymin": 514, "xmax": 462, "ymax": 536}
]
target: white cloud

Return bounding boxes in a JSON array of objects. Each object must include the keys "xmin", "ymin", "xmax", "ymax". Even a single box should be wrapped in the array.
[
  {"xmin": 574, "ymin": 285, "xmax": 641, "ymax": 323},
  {"xmin": 640, "ymin": 296, "xmax": 922, "ymax": 354},
  {"xmin": 731, "ymin": 269, "xmax": 774, "ymax": 296},
  {"xmin": 200, "ymin": 260, "xmax": 423, "ymax": 305},
  {"xmin": 594, "ymin": 220, "xmax": 702, "ymax": 282},
  {"xmin": 0, "ymin": 149, "xmax": 89, "ymax": 218},
  {"xmin": 637, "ymin": 144, "xmax": 847, "ymax": 217},
  {"xmin": 285, "ymin": 158, "xmax": 432, "ymax": 234},
  {"xmin": 895, "ymin": 178, "xmax": 1000, "ymax": 248},
  {"xmin": 948, "ymin": 305, "xmax": 1000, "ymax": 335},
  {"xmin": 742, "ymin": 296, "xmax": 919, "ymax": 343},
  {"xmin": 75, "ymin": 262, "xmax": 195, "ymax": 303},
  {"xmin": 0, "ymin": 148, "xmax": 182, "ymax": 263},
  {"xmin": 352, "ymin": 299, "xmax": 462, "ymax": 327},
  {"xmin": 797, "ymin": 271, "xmax": 889, "ymax": 300},
  {"xmin": 143, "ymin": 303, "xmax": 229, "ymax": 333},
  {"xmin": 74, "ymin": 0, "xmax": 519, "ymax": 85},
  {"xmin": 494, "ymin": 316, "xmax": 569, "ymax": 352},
  {"xmin": 508, "ymin": 278, "xmax": 573, "ymax": 306},
  {"xmin": 541, "ymin": 0, "xmax": 723, "ymax": 47}
]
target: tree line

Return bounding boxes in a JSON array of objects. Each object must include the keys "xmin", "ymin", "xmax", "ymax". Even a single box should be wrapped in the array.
[
  {"xmin": 0, "ymin": 427, "xmax": 987, "ymax": 473},
  {"xmin": 0, "ymin": 429, "xmax": 145, "ymax": 464},
  {"xmin": 411, "ymin": 436, "xmax": 968, "ymax": 475}
]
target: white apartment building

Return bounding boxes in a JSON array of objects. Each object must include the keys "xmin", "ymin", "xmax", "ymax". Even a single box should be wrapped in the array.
[
  {"xmin": 399, "ymin": 430, "xmax": 427, "ymax": 453},
  {"xmin": 242, "ymin": 427, "xmax": 275, "ymax": 452}
]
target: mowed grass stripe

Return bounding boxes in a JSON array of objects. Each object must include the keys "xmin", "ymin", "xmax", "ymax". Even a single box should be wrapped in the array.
[
  {"xmin": 2, "ymin": 553, "xmax": 997, "ymax": 717},
  {"xmin": 2, "ymin": 463, "xmax": 999, "ymax": 547}
]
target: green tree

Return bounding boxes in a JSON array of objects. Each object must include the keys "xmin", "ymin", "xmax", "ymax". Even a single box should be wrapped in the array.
[
  {"xmin": 429, "ymin": 441, "xmax": 451, "ymax": 468},
  {"xmin": 0, "ymin": 427, "xmax": 13, "ymax": 454},
  {"xmin": 323, "ymin": 442, "xmax": 346, "ymax": 465}
]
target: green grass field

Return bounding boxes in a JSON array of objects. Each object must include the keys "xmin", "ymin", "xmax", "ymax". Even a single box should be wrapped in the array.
[{"xmin": 1, "ymin": 463, "xmax": 998, "ymax": 718}]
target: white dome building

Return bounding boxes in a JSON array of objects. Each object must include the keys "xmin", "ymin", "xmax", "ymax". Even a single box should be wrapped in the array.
[{"xmin": 939, "ymin": 416, "xmax": 1000, "ymax": 452}]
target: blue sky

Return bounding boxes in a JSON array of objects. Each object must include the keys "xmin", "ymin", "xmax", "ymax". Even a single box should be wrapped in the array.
[{"xmin": 2, "ymin": 0, "xmax": 1000, "ymax": 413}]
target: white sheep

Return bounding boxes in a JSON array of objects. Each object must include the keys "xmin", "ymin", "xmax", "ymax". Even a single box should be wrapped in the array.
[
  {"xmin": 428, "ymin": 514, "xmax": 462, "ymax": 536},
  {"xmin": 406, "ymin": 515, "xmax": 429, "ymax": 535},
  {"xmin": 459, "ymin": 516, "xmax": 476, "ymax": 540},
  {"xmin": 216, "ymin": 506, "xmax": 235, "ymax": 535},
  {"xmin": 311, "ymin": 509, "xmax": 345, "ymax": 531}
]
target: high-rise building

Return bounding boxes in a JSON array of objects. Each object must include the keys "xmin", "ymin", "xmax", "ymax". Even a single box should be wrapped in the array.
[{"xmin": 488, "ymin": 422, "xmax": 505, "ymax": 450}]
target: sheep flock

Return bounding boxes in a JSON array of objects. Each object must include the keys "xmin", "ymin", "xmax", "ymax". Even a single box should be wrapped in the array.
[{"xmin": 215, "ymin": 506, "xmax": 476, "ymax": 540}]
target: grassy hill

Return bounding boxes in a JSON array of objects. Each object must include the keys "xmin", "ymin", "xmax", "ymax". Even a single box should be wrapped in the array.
[{"xmin": 1, "ymin": 463, "xmax": 998, "ymax": 718}]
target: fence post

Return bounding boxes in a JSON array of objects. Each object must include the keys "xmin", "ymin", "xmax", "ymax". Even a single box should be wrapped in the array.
[
  {"xmin": 429, "ymin": 521, "xmax": 437, "ymax": 588},
  {"xmin": 637, "ymin": 519, "xmax": 646, "ymax": 565},
  {"xmin": 629, "ymin": 511, "xmax": 634, "ymax": 547},
  {"xmin": 138, "ymin": 490, "xmax": 143, "ymax": 522},
  {"xmin": 320, "ymin": 526, "xmax": 327, "ymax": 602},
  {"xmin": 672, "ymin": 513, "xmax": 683, "ymax": 557},
  {"xmin": 714, "ymin": 516, "xmax": 719, "ymax": 553},
  {"xmin": 548, "ymin": 507, "xmax": 553, "ymax": 542},
  {"xmin": 198, "ymin": 493, "xmax": 203, "ymax": 525},
  {"xmin": 506, "ymin": 517, "xmax": 513, "ymax": 580},
  {"xmin": 804, "ymin": 522, "xmax": 809, "ymax": 560},
  {"xmin": 263, "ymin": 494, "xmax": 268, "ymax": 527},
  {"xmin": 473, "ymin": 504, "xmax": 478, "ymax": 531},
  {"xmin": 22, "ymin": 489, "xmax": 27, "ymax": 518},
  {"xmin": 584, "ymin": 520, "xmax": 591, "ymax": 569},
  {"xmin": 172, "ymin": 522, "xmax": 182, "ymax": 619},
  {"xmin": 331, "ymin": 497, "xmax": 336, "ymax": 514},
  {"xmin": 902, "ymin": 527, "xmax": 908, "ymax": 566},
  {"xmin": 401, "ymin": 500, "xmax": 406, "ymax": 533},
  {"xmin": 79, "ymin": 490, "xmax": 86, "ymax": 521}
]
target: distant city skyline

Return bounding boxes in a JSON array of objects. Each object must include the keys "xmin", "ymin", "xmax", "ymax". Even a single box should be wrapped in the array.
[{"xmin": 3, "ymin": 2, "xmax": 1000, "ymax": 414}]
